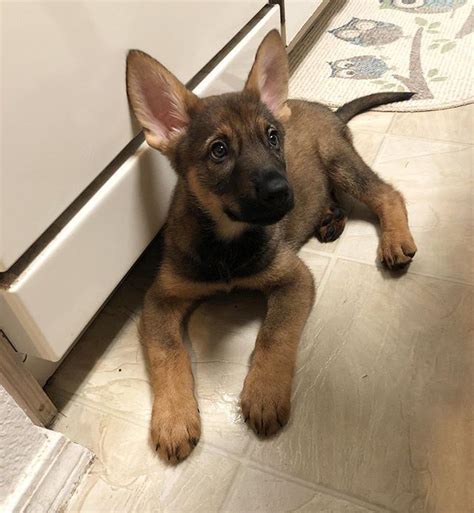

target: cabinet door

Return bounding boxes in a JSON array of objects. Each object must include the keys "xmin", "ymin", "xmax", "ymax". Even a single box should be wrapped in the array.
[
  {"xmin": 1, "ymin": 1, "xmax": 263, "ymax": 271},
  {"xmin": 0, "ymin": 6, "xmax": 281, "ymax": 362},
  {"xmin": 284, "ymin": 0, "xmax": 329, "ymax": 46}
]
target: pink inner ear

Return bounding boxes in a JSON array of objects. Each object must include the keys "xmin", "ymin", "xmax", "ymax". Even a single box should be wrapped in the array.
[
  {"xmin": 260, "ymin": 72, "xmax": 280, "ymax": 115},
  {"xmin": 258, "ymin": 50, "xmax": 284, "ymax": 116},
  {"xmin": 139, "ymin": 73, "xmax": 188, "ymax": 140}
]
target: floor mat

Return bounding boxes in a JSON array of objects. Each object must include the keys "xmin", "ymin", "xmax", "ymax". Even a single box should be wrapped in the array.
[{"xmin": 289, "ymin": 0, "xmax": 473, "ymax": 111}]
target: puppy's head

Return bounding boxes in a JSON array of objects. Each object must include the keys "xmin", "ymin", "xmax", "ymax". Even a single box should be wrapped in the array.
[{"xmin": 126, "ymin": 30, "xmax": 293, "ymax": 228}]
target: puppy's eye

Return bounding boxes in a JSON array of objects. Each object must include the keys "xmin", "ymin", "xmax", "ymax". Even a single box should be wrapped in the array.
[
  {"xmin": 267, "ymin": 128, "xmax": 280, "ymax": 149},
  {"xmin": 209, "ymin": 140, "xmax": 228, "ymax": 162}
]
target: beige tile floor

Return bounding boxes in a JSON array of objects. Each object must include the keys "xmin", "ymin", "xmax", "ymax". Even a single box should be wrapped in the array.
[{"xmin": 47, "ymin": 103, "xmax": 473, "ymax": 513}]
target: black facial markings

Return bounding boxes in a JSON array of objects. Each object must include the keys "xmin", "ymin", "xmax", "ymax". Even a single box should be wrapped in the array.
[
  {"xmin": 177, "ymin": 208, "xmax": 274, "ymax": 283},
  {"xmin": 171, "ymin": 92, "xmax": 288, "ymax": 283}
]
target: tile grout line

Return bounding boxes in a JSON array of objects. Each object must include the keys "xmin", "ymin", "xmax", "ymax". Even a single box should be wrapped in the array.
[
  {"xmin": 314, "ymin": 254, "xmax": 339, "ymax": 306},
  {"xmin": 356, "ymin": 111, "xmax": 395, "ymax": 169},
  {"xmin": 371, "ymin": 131, "xmax": 392, "ymax": 168},
  {"xmin": 216, "ymin": 445, "xmax": 395, "ymax": 513},
  {"xmin": 302, "ymin": 246, "xmax": 474, "ymax": 287},
  {"xmin": 387, "ymin": 130, "xmax": 474, "ymax": 147},
  {"xmin": 50, "ymin": 387, "xmax": 393, "ymax": 513},
  {"xmin": 246, "ymin": 460, "xmax": 396, "ymax": 513},
  {"xmin": 216, "ymin": 460, "xmax": 243, "ymax": 513},
  {"xmin": 375, "ymin": 144, "xmax": 473, "ymax": 167},
  {"xmin": 50, "ymin": 386, "xmax": 254, "ymax": 460},
  {"xmin": 386, "ymin": 107, "xmax": 474, "ymax": 145},
  {"xmin": 335, "ymin": 254, "xmax": 474, "ymax": 287},
  {"xmin": 208, "ymin": 443, "xmax": 394, "ymax": 513},
  {"xmin": 384, "ymin": 111, "xmax": 398, "ymax": 134}
]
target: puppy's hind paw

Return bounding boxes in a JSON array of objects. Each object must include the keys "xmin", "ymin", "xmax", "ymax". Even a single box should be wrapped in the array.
[{"xmin": 315, "ymin": 205, "xmax": 347, "ymax": 243}]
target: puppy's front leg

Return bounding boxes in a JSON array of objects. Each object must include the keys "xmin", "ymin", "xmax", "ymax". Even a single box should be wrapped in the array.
[
  {"xmin": 330, "ymin": 141, "xmax": 417, "ymax": 269},
  {"xmin": 241, "ymin": 254, "xmax": 315, "ymax": 436},
  {"xmin": 140, "ymin": 287, "xmax": 199, "ymax": 463}
]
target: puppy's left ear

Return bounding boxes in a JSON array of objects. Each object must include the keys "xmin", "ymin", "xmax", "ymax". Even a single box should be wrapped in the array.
[{"xmin": 245, "ymin": 30, "xmax": 290, "ymax": 122}]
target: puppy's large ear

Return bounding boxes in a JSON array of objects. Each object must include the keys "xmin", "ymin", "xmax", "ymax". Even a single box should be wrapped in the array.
[
  {"xmin": 126, "ymin": 50, "xmax": 199, "ymax": 152},
  {"xmin": 245, "ymin": 30, "xmax": 290, "ymax": 122}
]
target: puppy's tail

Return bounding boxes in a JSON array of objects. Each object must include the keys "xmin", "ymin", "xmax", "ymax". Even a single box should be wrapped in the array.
[{"xmin": 335, "ymin": 92, "xmax": 414, "ymax": 123}]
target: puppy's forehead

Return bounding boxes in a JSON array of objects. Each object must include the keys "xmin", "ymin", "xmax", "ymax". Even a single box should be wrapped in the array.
[{"xmin": 192, "ymin": 92, "xmax": 273, "ymax": 138}]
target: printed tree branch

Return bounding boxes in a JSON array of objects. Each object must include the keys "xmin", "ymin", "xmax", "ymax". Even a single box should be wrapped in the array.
[
  {"xmin": 456, "ymin": 7, "xmax": 473, "ymax": 39},
  {"xmin": 392, "ymin": 27, "xmax": 433, "ymax": 100}
]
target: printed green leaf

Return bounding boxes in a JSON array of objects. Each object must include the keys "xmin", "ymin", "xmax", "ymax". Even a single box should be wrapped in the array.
[
  {"xmin": 428, "ymin": 68, "xmax": 439, "ymax": 77},
  {"xmin": 428, "ymin": 43, "xmax": 440, "ymax": 49},
  {"xmin": 371, "ymin": 80, "xmax": 386, "ymax": 84},
  {"xmin": 382, "ymin": 83, "xmax": 397, "ymax": 89},
  {"xmin": 396, "ymin": 85, "xmax": 405, "ymax": 92},
  {"xmin": 428, "ymin": 30, "xmax": 440, "ymax": 34},
  {"xmin": 431, "ymin": 76, "xmax": 448, "ymax": 81},
  {"xmin": 429, "ymin": 22, "xmax": 441, "ymax": 29},
  {"xmin": 434, "ymin": 38, "xmax": 449, "ymax": 42},
  {"xmin": 415, "ymin": 17, "xmax": 427, "ymax": 26},
  {"xmin": 441, "ymin": 42, "xmax": 456, "ymax": 53}
]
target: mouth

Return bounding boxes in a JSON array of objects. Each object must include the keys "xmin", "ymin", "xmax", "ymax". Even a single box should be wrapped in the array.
[{"xmin": 224, "ymin": 196, "xmax": 294, "ymax": 226}]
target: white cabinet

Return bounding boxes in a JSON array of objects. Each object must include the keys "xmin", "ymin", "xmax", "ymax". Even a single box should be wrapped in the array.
[
  {"xmin": 0, "ymin": 6, "xmax": 281, "ymax": 362},
  {"xmin": 0, "ymin": 0, "xmax": 263, "ymax": 270},
  {"xmin": 284, "ymin": 0, "xmax": 330, "ymax": 47}
]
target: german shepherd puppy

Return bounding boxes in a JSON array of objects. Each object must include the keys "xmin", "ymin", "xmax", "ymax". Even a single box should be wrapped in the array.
[{"xmin": 126, "ymin": 30, "xmax": 417, "ymax": 463}]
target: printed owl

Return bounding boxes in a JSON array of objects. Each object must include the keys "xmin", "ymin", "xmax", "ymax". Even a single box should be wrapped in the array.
[
  {"xmin": 379, "ymin": 0, "xmax": 466, "ymax": 14},
  {"xmin": 329, "ymin": 18, "xmax": 403, "ymax": 46},
  {"xmin": 328, "ymin": 55, "xmax": 389, "ymax": 79}
]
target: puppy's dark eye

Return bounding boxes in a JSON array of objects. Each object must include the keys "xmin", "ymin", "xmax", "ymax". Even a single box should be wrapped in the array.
[
  {"xmin": 267, "ymin": 128, "xmax": 280, "ymax": 149},
  {"xmin": 210, "ymin": 140, "xmax": 228, "ymax": 162}
]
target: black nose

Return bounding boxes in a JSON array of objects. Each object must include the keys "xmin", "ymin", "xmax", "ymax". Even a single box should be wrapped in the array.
[{"xmin": 256, "ymin": 173, "xmax": 290, "ymax": 206}]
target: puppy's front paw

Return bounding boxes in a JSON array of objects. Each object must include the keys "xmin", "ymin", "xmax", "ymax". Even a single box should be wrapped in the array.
[
  {"xmin": 151, "ymin": 394, "xmax": 200, "ymax": 464},
  {"xmin": 378, "ymin": 230, "xmax": 417, "ymax": 270},
  {"xmin": 241, "ymin": 369, "xmax": 291, "ymax": 437}
]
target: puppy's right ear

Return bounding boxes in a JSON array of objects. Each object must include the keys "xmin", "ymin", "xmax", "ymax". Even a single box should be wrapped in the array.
[{"xmin": 126, "ymin": 50, "xmax": 199, "ymax": 153}]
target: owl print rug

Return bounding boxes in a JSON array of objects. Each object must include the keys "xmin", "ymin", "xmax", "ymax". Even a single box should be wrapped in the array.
[{"xmin": 289, "ymin": 0, "xmax": 473, "ymax": 111}]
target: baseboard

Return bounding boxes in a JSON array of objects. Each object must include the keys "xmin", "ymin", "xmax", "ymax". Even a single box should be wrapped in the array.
[{"xmin": 7, "ymin": 430, "xmax": 94, "ymax": 512}]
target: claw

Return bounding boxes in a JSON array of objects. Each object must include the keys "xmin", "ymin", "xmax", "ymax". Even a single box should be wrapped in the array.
[
  {"xmin": 326, "ymin": 226, "xmax": 336, "ymax": 240},
  {"xmin": 332, "ymin": 207, "xmax": 345, "ymax": 221},
  {"xmin": 321, "ymin": 215, "xmax": 332, "ymax": 226}
]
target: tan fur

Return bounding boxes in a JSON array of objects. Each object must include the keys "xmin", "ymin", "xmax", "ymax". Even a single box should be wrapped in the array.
[
  {"xmin": 187, "ymin": 168, "xmax": 249, "ymax": 239},
  {"xmin": 127, "ymin": 30, "xmax": 417, "ymax": 464}
]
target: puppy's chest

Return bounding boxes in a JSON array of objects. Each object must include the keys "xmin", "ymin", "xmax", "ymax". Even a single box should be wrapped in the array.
[{"xmin": 184, "ymin": 228, "xmax": 272, "ymax": 283}]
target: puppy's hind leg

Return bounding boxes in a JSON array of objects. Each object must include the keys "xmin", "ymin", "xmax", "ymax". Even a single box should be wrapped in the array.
[
  {"xmin": 315, "ymin": 202, "xmax": 347, "ymax": 243},
  {"xmin": 328, "ymin": 141, "xmax": 417, "ymax": 269}
]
